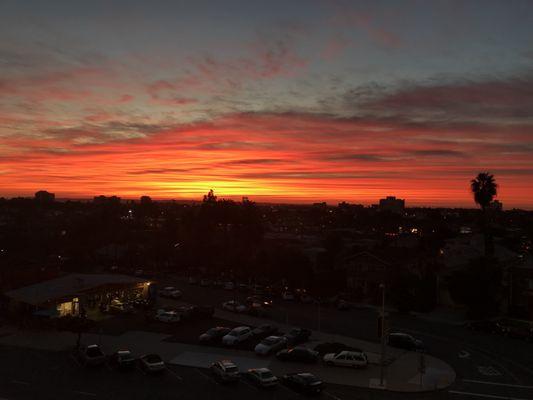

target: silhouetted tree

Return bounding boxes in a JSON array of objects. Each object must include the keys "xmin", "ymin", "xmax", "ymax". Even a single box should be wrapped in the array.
[{"xmin": 471, "ymin": 172, "xmax": 497, "ymax": 256}]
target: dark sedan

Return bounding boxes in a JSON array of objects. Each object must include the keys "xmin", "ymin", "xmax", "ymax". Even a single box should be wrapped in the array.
[
  {"xmin": 284, "ymin": 328, "xmax": 312, "ymax": 345},
  {"xmin": 276, "ymin": 347, "xmax": 319, "ymax": 363},
  {"xmin": 199, "ymin": 327, "xmax": 231, "ymax": 343},
  {"xmin": 281, "ymin": 373, "xmax": 324, "ymax": 395}
]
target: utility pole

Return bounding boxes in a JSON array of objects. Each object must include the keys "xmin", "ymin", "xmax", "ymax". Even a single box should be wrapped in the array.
[{"xmin": 379, "ymin": 283, "xmax": 386, "ymax": 388}]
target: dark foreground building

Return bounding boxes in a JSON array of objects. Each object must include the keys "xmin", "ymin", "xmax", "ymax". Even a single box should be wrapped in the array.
[{"xmin": 3, "ymin": 273, "xmax": 152, "ymax": 319}]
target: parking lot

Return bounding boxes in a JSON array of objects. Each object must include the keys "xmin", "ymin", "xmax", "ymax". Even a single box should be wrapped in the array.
[{"xmin": 0, "ymin": 344, "xmax": 453, "ymax": 400}]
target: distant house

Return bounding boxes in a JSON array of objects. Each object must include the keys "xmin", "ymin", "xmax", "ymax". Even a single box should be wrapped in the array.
[{"xmin": 378, "ymin": 196, "xmax": 405, "ymax": 213}]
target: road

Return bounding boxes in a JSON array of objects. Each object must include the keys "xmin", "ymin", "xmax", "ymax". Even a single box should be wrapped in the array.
[{"xmin": 160, "ymin": 277, "xmax": 533, "ymax": 400}]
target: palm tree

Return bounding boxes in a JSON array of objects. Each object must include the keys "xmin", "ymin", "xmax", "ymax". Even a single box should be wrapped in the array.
[{"xmin": 470, "ymin": 172, "xmax": 498, "ymax": 256}]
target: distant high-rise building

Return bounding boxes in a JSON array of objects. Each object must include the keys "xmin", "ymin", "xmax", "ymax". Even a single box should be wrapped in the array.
[
  {"xmin": 378, "ymin": 196, "xmax": 405, "ymax": 213},
  {"xmin": 34, "ymin": 190, "xmax": 55, "ymax": 203}
]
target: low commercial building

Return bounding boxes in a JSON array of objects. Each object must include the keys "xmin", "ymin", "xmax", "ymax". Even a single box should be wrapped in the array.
[{"xmin": 4, "ymin": 273, "xmax": 152, "ymax": 319}]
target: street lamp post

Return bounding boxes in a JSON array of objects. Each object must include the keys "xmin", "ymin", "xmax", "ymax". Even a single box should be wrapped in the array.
[{"xmin": 379, "ymin": 283, "xmax": 386, "ymax": 387}]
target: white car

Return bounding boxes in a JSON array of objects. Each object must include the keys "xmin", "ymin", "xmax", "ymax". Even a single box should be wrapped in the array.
[
  {"xmin": 254, "ymin": 336, "xmax": 287, "ymax": 356},
  {"xmin": 247, "ymin": 368, "xmax": 279, "ymax": 388},
  {"xmin": 222, "ymin": 300, "xmax": 248, "ymax": 313},
  {"xmin": 159, "ymin": 286, "xmax": 182, "ymax": 299},
  {"xmin": 155, "ymin": 310, "xmax": 180, "ymax": 323},
  {"xmin": 222, "ymin": 326, "xmax": 252, "ymax": 346},
  {"xmin": 210, "ymin": 360, "xmax": 240, "ymax": 382},
  {"xmin": 323, "ymin": 350, "xmax": 368, "ymax": 368},
  {"xmin": 139, "ymin": 354, "xmax": 165, "ymax": 373}
]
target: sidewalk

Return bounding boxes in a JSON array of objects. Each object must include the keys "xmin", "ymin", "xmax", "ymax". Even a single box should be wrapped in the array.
[{"xmin": 0, "ymin": 320, "xmax": 455, "ymax": 392}]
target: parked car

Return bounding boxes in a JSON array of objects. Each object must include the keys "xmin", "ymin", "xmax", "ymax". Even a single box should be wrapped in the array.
[
  {"xmin": 78, "ymin": 344, "xmax": 106, "ymax": 367},
  {"xmin": 281, "ymin": 372, "xmax": 324, "ymax": 395},
  {"xmin": 188, "ymin": 276, "xmax": 198, "ymax": 285},
  {"xmin": 108, "ymin": 299, "xmax": 134, "ymax": 314},
  {"xmin": 139, "ymin": 354, "xmax": 165, "ymax": 373},
  {"xmin": 159, "ymin": 287, "xmax": 182, "ymax": 299},
  {"xmin": 276, "ymin": 347, "xmax": 319, "ymax": 363},
  {"xmin": 252, "ymin": 324, "xmax": 278, "ymax": 336},
  {"xmin": 246, "ymin": 295, "xmax": 273, "ymax": 308},
  {"xmin": 223, "ymin": 282, "xmax": 235, "ymax": 290},
  {"xmin": 210, "ymin": 360, "xmax": 240, "ymax": 382},
  {"xmin": 199, "ymin": 327, "xmax": 231, "ymax": 343},
  {"xmin": 248, "ymin": 303, "xmax": 268, "ymax": 317},
  {"xmin": 323, "ymin": 350, "xmax": 368, "ymax": 368},
  {"xmin": 246, "ymin": 368, "xmax": 279, "ymax": 388},
  {"xmin": 254, "ymin": 336, "xmax": 288, "ymax": 356},
  {"xmin": 284, "ymin": 328, "xmax": 312, "ymax": 345},
  {"xmin": 109, "ymin": 350, "xmax": 135, "ymax": 370},
  {"xmin": 222, "ymin": 300, "xmax": 248, "ymax": 313},
  {"xmin": 155, "ymin": 310, "xmax": 180, "ymax": 323},
  {"xmin": 282, "ymin": 291, "xmax": 295, "ymax": 301},
  {"xmin": 388, "ymin": 332, "xmax": 425, "ymax": 352},
  {"xmin": 222, "ymin": 326, "xmax": 253, "ymax": 346}
]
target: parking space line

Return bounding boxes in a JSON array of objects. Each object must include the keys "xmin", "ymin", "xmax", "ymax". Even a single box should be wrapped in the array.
[
  {"xmin": 166, "ymin": 367, "xmax": 183, "ymax": 381},
  {"xmin": 449, "ymin": 390, "xmax": 528, "ymax": 400},
  {"xmin": 194, "ymin": 368, "xmax": 219, "ymax": 385}
]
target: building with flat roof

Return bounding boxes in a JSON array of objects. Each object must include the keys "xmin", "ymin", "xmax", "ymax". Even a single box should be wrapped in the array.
[
  {"xmin": 4, "ymin": 273, "xmax": 152, "ymax": 319},
  {"xmin": 378, "ymin": 196, "xmax": 405, "ymax": 213}
]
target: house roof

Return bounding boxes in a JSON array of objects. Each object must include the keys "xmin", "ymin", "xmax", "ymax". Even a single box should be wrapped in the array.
[{"xmin": 4, "ymin": 273, "xmax": 147, "ymax": 306}]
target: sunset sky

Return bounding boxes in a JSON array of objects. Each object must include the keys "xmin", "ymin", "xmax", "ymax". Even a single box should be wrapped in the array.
[{"xmin": 1, "ymin": 0, "xmax": 533, "ymax": 208}]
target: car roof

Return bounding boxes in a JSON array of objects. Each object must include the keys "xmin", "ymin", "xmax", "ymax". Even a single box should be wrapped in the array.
[
  {"xmin": 253, "ymin": 368, "xmax": 270, "ymax": 373},
  {"xmin": 232, "ymin": 326, "xmax": 250, "ymax": 332},
  {"xmin": 219, "ymin": 360, "xmax": 236, "ymax": 367},
  {"xmin": 338, "ymin": 350, "xmax": 365, "ymax": 356}
]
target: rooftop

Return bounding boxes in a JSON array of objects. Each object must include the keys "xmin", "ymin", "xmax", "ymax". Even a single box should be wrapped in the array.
[{"xmin": 4, "ymin": 273, "xmax": 147, "ymax": 306}]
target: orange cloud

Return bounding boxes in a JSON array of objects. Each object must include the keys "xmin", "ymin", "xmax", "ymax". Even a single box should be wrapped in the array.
[{"xmin": 1, "ymin": 112, "xmax": 531, "ymax": 208}]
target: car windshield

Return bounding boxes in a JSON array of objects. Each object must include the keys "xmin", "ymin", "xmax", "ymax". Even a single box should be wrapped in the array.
[
  {"xmin": 260, "ymin": 371, "xmax": 274, "ymax": 379},
  {"xmin": 261, "ymin": 337, "xmax": 278, "ymax": 345},
  {"xmin": 145, "ymin": 355, "xmax": 162, "ymax": 363},
  {"xmin": 225, "ymin": 366, "xmax": 238, "ymax": 373},
  {"xmin": 86, "ymin": 347, "xmax": 103, "ymax": 357}
]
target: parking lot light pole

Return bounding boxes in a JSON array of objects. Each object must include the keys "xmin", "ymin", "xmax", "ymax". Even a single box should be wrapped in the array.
[{"xmin": 379, "ymin": 283, "xmax": 386, "ymax": 387}]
